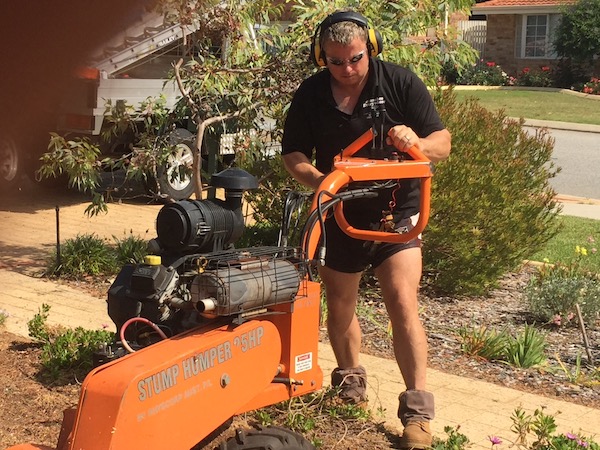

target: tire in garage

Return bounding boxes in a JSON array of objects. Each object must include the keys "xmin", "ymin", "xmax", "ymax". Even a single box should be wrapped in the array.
[
  {"xmin": 220, "ymin": 425, "xmax": 316, "ymax": 450},
  {"xmin": 151, "ymin": 128, "xmax": 196, "ymax": 201},
  {"xmin": 0, "ymin": 133, "xmax": 22, "ymax": 191}
]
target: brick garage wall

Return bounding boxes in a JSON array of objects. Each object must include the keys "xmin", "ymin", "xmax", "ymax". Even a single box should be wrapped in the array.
[{"xmin": 483, "ymin": 15, "xmax": 519, "ymax": 75}]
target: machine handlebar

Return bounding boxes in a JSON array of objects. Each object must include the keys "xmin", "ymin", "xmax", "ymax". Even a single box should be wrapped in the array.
[{"xmin": 306, "ymin": 128, "xmax": 434, "ymax": 261}]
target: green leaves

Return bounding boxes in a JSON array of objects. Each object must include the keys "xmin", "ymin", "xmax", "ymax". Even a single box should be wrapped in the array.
[
  {"xmin": 457, "ymin": 324, "xmax": 548, "ymax": 369},
  {"xmin": 554, "ymin": 0, "xmax": 600, "ymax": 63},
  {"xmin": 423, "ymin": 89, "xmax": 560, "ymax": 295}
]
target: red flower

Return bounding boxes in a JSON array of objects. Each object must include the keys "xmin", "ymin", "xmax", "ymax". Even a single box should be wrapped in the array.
[
  {"xmin": 486, "ymin": 61, "xmax": 496, "ymax": 67},
  {"xmin": 541, "ymin": 66, "xmax": 550, "ymax": 72},
  {"xmin": 522, "ymin": 67, "xmax": 530, "ymax": 73}
]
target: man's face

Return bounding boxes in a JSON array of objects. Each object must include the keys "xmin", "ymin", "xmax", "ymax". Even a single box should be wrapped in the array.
[{"xmin": 323, "ymin": 37, "xmax": 369, "ymax": 87}]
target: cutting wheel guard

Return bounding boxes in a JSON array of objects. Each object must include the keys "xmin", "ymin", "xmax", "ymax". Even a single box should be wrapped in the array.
[{"xmin": 307, "ymin": 129, "xmax": 434, "ymax": 260}]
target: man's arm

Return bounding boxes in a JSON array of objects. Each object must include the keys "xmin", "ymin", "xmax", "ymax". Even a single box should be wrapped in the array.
[
  {"xmin": 387, "ymin": 127, "xmax": 451, "ymax": 163},
  {"xmin": 282, "ymin": 152, "xmax": 325, "ymax": 190}
]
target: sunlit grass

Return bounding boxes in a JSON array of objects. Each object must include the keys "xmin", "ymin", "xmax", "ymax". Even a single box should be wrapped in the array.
[
  {"xmin": 453, "ymin": 89, "xmax": 600, "ymax": 126},
  {"xmin": 528, "ymin": 215, "xmax": 600, "ymax": 272}
]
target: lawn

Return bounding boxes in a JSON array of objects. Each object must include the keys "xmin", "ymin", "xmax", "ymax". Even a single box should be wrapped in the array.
[
  {"xmin": 453, "ymin": 88, "xmax": 600, "ymax": 126},
  {"xmin": 529, "ymin": 215, "xmax": 600, "ymax": 272}
]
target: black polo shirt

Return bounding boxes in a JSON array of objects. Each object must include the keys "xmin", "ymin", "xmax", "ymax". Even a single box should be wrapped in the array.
[{"xmin": 282, "ymin": 58, "xmax": 445, "ymax": 218}]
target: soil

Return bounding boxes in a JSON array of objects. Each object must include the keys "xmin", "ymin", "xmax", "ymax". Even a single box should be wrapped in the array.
[{"xmin": 1, "ymin": 267, "xmax": 598, "ymax": 449}]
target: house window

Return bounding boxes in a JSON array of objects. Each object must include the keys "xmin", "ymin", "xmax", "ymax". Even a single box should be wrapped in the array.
[
  {"xmin": 525, "ymin": 15, "xmax": 547, "ymax": 57},
  {"xmin": 515, "ymin": 14, "xmax": 560, "ymax": 59}
]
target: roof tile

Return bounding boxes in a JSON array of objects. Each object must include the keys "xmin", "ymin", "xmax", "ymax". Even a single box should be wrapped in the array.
[{"xmin": 474, "ymin": 0, "xmax": 574, "ymax": 7}]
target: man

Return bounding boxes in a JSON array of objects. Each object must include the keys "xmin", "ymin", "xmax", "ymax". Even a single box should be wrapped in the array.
[{"xmin": 281, "ymin": 10, "xmax": 451, "ymax": 448}]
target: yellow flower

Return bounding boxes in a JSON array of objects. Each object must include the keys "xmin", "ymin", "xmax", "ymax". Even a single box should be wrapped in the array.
[
  {"xmin": 581, "ymin": 247, "xmax": 588, "ymax": 256},
  {"xmin": 575, "ymin": 245, "xmax": 581, "ymax": 254}
]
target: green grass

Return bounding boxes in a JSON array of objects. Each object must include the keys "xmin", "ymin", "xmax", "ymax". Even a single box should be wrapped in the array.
[
  {"xmin": 528, "ymin": 215, "xmax": 600, "ymax": 272},
  {"xmin": 453, "ymin": 89, "xmax": 600, "ymax": 126}
]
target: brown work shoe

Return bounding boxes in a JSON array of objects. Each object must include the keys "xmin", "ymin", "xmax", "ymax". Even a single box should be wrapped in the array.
[
  {"xmin": 399, "ymin": 421, "xmax": 432, "ymax": 449},
  {"xmin": 330, "ymin": 365, "xmax": 368, "ymax": 406}
]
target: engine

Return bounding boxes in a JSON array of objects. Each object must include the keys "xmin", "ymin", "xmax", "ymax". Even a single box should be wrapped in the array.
[{"xmin": 101, "ymin": 168, "xmax": 307, "ymax": 360}]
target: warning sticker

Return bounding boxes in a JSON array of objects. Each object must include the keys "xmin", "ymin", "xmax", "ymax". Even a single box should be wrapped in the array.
[{"xmin": 294, "ymin": 352, "xmax": 313, "ymax": 373}]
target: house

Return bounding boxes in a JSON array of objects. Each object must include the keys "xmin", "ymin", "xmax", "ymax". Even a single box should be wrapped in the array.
[{"xmin": 470, "ymin": 0, "xmax": 576, "ymax": 76}]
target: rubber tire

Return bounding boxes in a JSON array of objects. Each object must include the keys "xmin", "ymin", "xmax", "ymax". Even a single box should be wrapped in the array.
[
  {"xmin": 0, "ymin": 133, "xmax": 22, "ymax": 191},
  {"xmin": 153, "ymin": 128, "xmax": 195, "ymax": 201},
  {"xmin": 220, "ymin": 425, "xmax": 316, "ymax": 450}
]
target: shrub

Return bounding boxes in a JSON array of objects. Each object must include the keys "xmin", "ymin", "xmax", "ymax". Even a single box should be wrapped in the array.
[
  {"xmin": 113, "ymin": 231, "xmax": 149, "ymax": 266},
  {"xmin": 46, "ymin": 232, "xmax": 150, "ymax": 279},
  {"xmin": 526, "ymin": 260, "xmax": 600, "ymax": 327},
  {"xmin": 515, "ymin": 66, "xmax": 553, "ymax": 87},
  {"xmin": 504, "ymin": 324, "xmax": 547, "ymax": 368},
  {"xmin": 457, "ymin": 324, "xmax": 548, "ymax": 368},
  {"xmin": 456, "ymin": 60, "xmax": 511, "ymax": 86},
  {"xmin": 27, "ymin": 304, "xmax": 114, "ymax": 382},
  {"xmin": 457, "ymin": 325, "xmax": 508, "ymax": 360},
  {"xmin": 47, "ymin": 233, "xmax": 118, "ymax": 278},
  {"xmin": 582, "ymin": 77, "xmax": 600, "ymax": 95},
  {"xmin": 426, "ymin": 89, "xmax": 560, "ymax": 294}
]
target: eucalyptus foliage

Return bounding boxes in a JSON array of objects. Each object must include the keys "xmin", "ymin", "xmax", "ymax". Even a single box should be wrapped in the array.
[{"xmin": 37, "ymin": 0, "xmax": 477, "ymax": 218}]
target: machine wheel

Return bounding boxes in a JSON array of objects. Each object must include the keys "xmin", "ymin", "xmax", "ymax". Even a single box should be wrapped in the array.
[
  {"xmin": 0, "ymin": 133, "xmax": 22, "ymax": 190},
  {"xmin": 220, "ymin": 426, "xmax": 315, "ymax": 450},
  {"xmin": 152, "ymin": 128, "xmax": 195, "ymax": 200}
]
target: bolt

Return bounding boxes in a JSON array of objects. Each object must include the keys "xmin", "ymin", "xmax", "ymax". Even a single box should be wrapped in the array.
[{"xmin": 220, "ymin": 373, "xmax": 230, "ymax": 388}]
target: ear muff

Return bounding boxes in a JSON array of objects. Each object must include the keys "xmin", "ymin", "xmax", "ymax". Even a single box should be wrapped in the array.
[{"xmin": 310, "ymin": 11, "xmax": 383, "ymax": 67}]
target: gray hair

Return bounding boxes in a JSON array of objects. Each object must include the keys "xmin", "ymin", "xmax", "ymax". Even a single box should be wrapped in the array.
[{"xmin": 320, "ymin": 21, "xmax": 368, "ymax": 49}]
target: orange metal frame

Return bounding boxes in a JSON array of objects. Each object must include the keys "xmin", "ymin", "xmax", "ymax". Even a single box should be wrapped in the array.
[{"xmin": 306, "ymin": 128, "xmax": 434, "ymax": 260}]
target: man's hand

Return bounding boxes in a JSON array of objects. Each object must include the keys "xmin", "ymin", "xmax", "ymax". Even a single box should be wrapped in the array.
[{"xmin": 387, "ymin": 125, "xmax": 421, "ymax": 151}]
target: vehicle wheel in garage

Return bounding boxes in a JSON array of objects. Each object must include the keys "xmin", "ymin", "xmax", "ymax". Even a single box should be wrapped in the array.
[
  {"xmin": 151, "ymin": 128, "xmax": 195, "ymax": 201},
  {"xmin": 0, "ymin": 134, "xmax": 22, "ymax": 191}
]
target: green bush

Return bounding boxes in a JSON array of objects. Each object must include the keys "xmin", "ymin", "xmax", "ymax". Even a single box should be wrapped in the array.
[
  {"xmin": 113, "ymin": 232, "xmax": 149, "ymax": 266},
  {"xmin": 583, "ymin": 77, "xmax": 600, "ymax": 95},
  {"xmin": 504, "ymin": 324, "xmax": 547, "ymax": 368},
  {"xmin": 27, "ymin": 304, "xmax": 114, "ymax": 382},
  {"xmin": 46, "ymin": 232, "xmax": 149, "ymax": 279},
  {"xmin": 0, "ymin": 309, "xmax": 7, "ymax": 327},
  {"xmin": 458, "ymin": 325, "xmax": 509, "ymax": 361},
  {"xmin": 457, "ymin": 324, "xmax": 547, "ymax": 368},
  {"xmin": 526, "ymin": 262, "xmax": 600, "ymax": 327},
  {"xmin": 425, "ymin": 89, "xmax": 560, "ymax": 294},
  {"xmin": 238, "ymin": 222, "xmax": 281, "ymax": 247},
  {"xmin": 515, "ymin": 66, "xmax": 553, "ymax": 87},
  {"xmin": 47, "ymin": 233, "xmax": 118, "ymax": 278},
  {"xmin": 456, "ymin": 60, "xmax": 511, "ymax": 86}
]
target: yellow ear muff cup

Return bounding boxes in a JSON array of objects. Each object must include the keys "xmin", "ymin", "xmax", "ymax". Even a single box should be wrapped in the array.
[{"xmin": 368, "ymin": 28, "xmax": 383, "ymax": 57}]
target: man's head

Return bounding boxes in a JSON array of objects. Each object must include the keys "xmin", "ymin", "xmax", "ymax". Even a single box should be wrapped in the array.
[{"xmin": 310, "ymin": 11, "xmax": 382, "ymax": 67}]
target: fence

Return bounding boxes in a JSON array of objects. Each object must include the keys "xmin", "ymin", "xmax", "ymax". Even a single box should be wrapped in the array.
[{"xmin": 457, "ymin": 21, "xmax": 487, "ymax": 59}]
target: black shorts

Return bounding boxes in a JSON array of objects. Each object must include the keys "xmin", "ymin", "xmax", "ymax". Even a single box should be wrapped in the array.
[{"xmin": 323, "ymin": 212, "xmax": 421, "ymax": 273}]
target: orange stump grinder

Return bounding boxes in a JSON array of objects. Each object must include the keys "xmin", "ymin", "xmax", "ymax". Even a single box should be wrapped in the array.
[{"xmin": 10, "ymin": 126, "xmax": 433, "ymax": 450}]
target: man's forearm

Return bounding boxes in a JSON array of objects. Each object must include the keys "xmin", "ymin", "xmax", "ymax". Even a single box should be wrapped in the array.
[{"xmin": 282, "ymin": 152, "xmax": 325, "ymax": 190}]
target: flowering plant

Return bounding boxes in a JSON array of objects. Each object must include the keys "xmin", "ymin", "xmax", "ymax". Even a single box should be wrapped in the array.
[
  {"xmin": 526, "ymin": 241, "xmax": 600, "ymax": 328},
  {"xmin": 582, "ymin": 77, "xmax": 600, "ymax": 95},
  {"xmin": 456, "ymin": 60, "xmax": 511, "ymax": 86},
  {"xmin": 515, "ymin": 66, "xmax": 553, "ymax": 87}
]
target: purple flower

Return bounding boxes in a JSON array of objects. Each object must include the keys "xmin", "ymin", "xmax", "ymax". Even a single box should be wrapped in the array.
[
  {"xmin": 567, "ymin": 433, "xmax": 578, "ymax": 440},
  {"xmin": 577, "ymin": 440, "xmax": 588, "ymax": 447},
  {"xmin": 488, "ymin": 436, "xmax": 502, "ymax": 446}
]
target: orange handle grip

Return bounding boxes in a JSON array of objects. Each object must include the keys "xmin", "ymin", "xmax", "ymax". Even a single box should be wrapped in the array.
[{"xmin": 306, "ymin": 129, "xmax": 434, "ymax": 261}]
